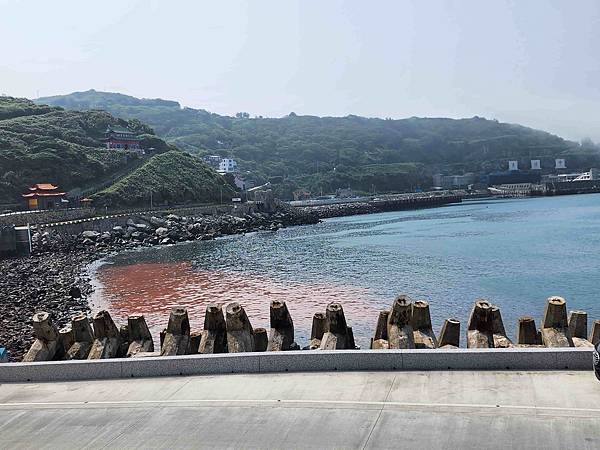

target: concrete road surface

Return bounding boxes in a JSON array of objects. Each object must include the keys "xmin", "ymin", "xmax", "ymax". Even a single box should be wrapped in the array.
[{"xmin": 1, "ymin": 371, "xmax": 600, "ymax": 449}]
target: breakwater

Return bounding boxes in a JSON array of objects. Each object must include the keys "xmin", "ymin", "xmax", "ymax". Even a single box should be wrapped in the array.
[
  {"xmin": 296, "ymin": 193, "xmax": 462, "ymax": 219},
  {"xmin": 15, "ymin": 294, "xmax": 598, "ymax": 366}
]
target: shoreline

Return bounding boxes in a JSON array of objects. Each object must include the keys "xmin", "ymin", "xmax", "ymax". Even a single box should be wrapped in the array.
[
  {"xmin": 0, "ymin": 207, "xmax": 319, "ymax": 361},
  {"xmin": 1, "ymin": 194, "xmax": 462, "ymax": 362}
]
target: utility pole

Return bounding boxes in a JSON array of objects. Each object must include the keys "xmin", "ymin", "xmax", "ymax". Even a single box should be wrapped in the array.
[
  {"xmin": 150, "ymin": 191, "xmax": 153, "ymax": 209},
  {"xmin": 220, "ymin": 187, "xmax": 223, "ymax": 204}
]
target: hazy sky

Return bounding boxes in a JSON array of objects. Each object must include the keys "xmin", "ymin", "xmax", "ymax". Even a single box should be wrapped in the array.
[{"xmin": 1, "ymin": 0, "xmax": 599, "ymax": 141}]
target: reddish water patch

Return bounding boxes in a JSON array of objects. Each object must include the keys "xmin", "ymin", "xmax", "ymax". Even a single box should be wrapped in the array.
[{"xmin": 93, "ymin": 261, "xmax": 385, "ymax": 347}]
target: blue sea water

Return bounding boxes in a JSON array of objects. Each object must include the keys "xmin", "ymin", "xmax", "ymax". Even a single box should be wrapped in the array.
[{"xmin": 95, "ymin": 194, "xmax": 600, "ymax": 347}]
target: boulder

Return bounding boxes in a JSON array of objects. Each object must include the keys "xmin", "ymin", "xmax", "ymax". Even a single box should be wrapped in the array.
[
  {"xmin": 150, "ymin": 216, "xmax": 167, "ymax": 228},
  {"xmin": 155, "ymin": 227, "xmax": 169, "ymax": 237},
  {"xmin": 81, "ymin": 230, "xmax": 99, "ymax": 240}
]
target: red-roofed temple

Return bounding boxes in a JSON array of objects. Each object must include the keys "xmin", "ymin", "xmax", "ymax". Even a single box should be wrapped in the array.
[
  {"xmin": 104, "ymin": 126, "xmax": 141, "ymax": 150},
  {"xmin": 22, "ymin": 183, "xmax": 68, "ymax": 210}
]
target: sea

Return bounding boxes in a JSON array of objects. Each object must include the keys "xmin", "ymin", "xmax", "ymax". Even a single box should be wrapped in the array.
[{"xmin": 89, "ymin": 193, "xmax": 600, "ymax": 348}]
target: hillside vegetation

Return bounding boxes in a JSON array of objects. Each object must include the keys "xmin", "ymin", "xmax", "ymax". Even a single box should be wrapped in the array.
[
  {"xmin": 93, "ymin": 151, "xmax": 234, "ymax": 207},
  {"xmin": 37, "ymin": 90, "xmax": 600, "ymax": 198},
  {"xmin": 0, "ymin": 96, "xmax": 229, "ymax": 207}
]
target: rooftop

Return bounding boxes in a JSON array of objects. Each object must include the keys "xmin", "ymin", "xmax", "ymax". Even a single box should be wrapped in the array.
[{"xmin": 28, "ymin": 183, "xmax": 58, "ymax": 191}]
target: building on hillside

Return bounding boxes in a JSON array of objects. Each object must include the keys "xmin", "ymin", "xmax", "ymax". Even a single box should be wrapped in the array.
[
  {"xmin": 293, "ymin": 189, "xmax": 311, "ymax": 201},
  {"xmin": 485, "ymin": 170, "xmax": 541, "ymax": 186},
  {"xmin": 218, "ymin": 158, "xmax": 238, "ymax": 173},
  {"xmin": 432, "ymin": 173, "xmax": 477, "ymax": 189},
  {"xmin": 232, "ymin": 173, "xmax": 254, "ymax": 191},
  {"xmin": 104, "ymin": 126, "xmax": 141, "ymax": 150},
  {"xmin": 202, "ymin": 155, "xmax": 223, "ymax": 169},
  {"xmin": 335, "ymin": 187, "xmax": 354, "ymax": 198},
  {"xmin": 22, "ymin": 183, "xmax": 68, "ymax": 210}
]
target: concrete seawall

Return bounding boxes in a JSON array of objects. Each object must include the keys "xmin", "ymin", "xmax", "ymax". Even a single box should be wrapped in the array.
[
  {"xmin": 0, "ymin": 348, "xmax": 593, "ymax": 383},
  {"xmin": 297, "ymin": 193, "xmax": 462, "ymax": 219}
]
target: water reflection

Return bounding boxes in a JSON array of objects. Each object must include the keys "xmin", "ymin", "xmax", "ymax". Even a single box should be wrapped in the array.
[{"xmin": 94, "ymin": 260, "xmax": 383, "ymax": 348}]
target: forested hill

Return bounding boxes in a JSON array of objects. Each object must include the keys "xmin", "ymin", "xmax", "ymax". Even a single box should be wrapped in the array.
[
  {"xmin": 37, "ymin": 90, "xmax": 599, "ymax": 198},
  {"xmin": 0, "ymin": 96, "xmax": 232, "ymax": 207}
]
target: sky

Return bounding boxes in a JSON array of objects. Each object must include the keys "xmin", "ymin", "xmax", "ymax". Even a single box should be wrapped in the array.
[{"xmin": 1, "ymin": 0, "xmax": 599, "ymax": 141}]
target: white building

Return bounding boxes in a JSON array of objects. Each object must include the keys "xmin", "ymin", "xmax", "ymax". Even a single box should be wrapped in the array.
[
  {"xmin": 202, "ymin": 155, "xmax": 222, "ymax": 169},
  {"xmin": 219, "ymin": 158, "xmax": 238, "ymax": 173}
]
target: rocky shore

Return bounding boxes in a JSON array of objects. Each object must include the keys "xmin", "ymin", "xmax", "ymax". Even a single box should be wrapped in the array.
[{"xmin": 0, "ymin": 208, "xmax": 318, "ymax": 361}]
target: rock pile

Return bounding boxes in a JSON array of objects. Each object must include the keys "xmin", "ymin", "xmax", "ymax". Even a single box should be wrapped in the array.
[{"xmin": 34, "ymin": 210, "xmax": 318, "ymax": 254}]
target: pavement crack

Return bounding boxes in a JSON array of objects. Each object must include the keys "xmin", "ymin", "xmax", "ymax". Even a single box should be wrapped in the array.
[{"xmin": 362, "ymin": 374, "xmax": 395, "ymax": 450}]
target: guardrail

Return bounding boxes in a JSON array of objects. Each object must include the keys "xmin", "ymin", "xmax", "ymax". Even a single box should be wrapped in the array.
[{"xmin": 0, "ymin": 348, "xmax": 593, "ymax": 383}]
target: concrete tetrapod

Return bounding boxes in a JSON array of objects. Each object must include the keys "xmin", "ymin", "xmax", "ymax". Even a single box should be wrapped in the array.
[
  {"xmin": 65, "ymin": 314, "xmax": 95, "ymax": 360},
  {"xmin": 516, "ymin": 317, "xmax": 542, "ymax": 346},
  {"xmin": 88, "ymin": 310, "xmax": 122, "ymax": 359},
  {"xmin": 118, "ymin": 325, "xmax": 130, "ymax": 358},
  {"xmin": 308, "ymin": 312, "xmax": 326, "ymax": 349},
  {"xmin": 568, "ymin": 310, "xmax": 593, "ymax": 347},
  {"xmin": 320, "ymin": 302, "xmax": 354, "ymax": 350},
  {"xmin": 386, "ymin": 295, "xmax": 415, "ymax": 349},
  {"xmin": 371, "ymin": 310, "xmax": 390, "ymax": 349},
  {"xmin": 467, "ymin": 300, "xmax": 493, "ymax": 348},
  {"xmin": 590, "ymin": 320, "xmax": 600, "ymax": 346},
  {"xmin": 438, "ymin": 318, "xmax": 460, "ymax": 348},
  {"xmin": 187, "ymin": 332, "xmax": 202, "ymax": 355},
  {"xmin": 267, "ymin": 300, "xmax": 295, "ymax": 351},
  {"xmin": 490, "ymin": 305, "xmax": 513, "ymax": 348},
  {"xmin": 253, "ymin": 328, "xmax": 268, "ymax": 352},
  {"xmin": 199, "ymin": 304, "xmax": 228, "ymax": 354},
  {"xmin": 127, "ymin": 315, "xmax": 154, "ymax": 357},
  {"xmin": 541, "ymin": 296, "xmax": 574, "ymax": 347},
  {"xmin": 23, "ymin": 312, "xmax": 60, "ymax": 362},
  {"xmin": 160, "ymin": 307, "xmax": 191, "ymax": 356},
  {"xmin": 226, "ymin": 303, "xmax": 255, "ymax": 352},
  {"xmin": 411, "ymin": 300, "xmax": 438, "ymax": 349},
  {"xmin": 57, "ymin": 326, "xmax": 74, "ymax": 359}
]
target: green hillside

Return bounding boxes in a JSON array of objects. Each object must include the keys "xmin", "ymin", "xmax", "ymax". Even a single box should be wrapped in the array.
[
  {"xmin": 92, "ymin": 151, "xmax": 234, "ymax": 207},
  {"xmin": 37, "ymin": 90, "xmax": 600, "ymax": 198},
  {"xmin": 0, "ymin": 96, "xmax": 228, "ymax": 208}
]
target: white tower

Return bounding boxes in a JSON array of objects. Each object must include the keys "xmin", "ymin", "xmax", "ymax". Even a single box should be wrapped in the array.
[
  {"xmin": 531, "ymin": 160, "xmax": 541, "ymax": 170},
  {"xmin": 555, "ymin": 158, "xmax": 566, "ymax": 169},
  {"xmin": 508, "ymin": 160, "xmax": 518, "ymax": 171}
]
